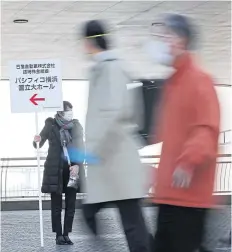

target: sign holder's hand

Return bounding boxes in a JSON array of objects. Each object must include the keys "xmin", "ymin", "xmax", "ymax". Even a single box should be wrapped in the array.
[
  {"xmin": 34, "ymin": 135, "xmax": 41, "ymax": 143},
  {"xmin": 69, "ymin": 165, "xmax": 79, "ymax": 178},
  {"xmin": 172, "ymin": 167, "xmax": 192, "ymax": 188}
]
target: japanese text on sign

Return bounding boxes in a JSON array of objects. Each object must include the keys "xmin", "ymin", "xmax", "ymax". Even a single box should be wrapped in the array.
[
  {"xmin": 9, "ymin": 59, "xmax": 63, "ymax": 113},
  {"xmin": 16, "ymin": 63, "xmax": 56, "ymax": 75},
  {"xmin": 15, "ymin": 76, "xmax": 57, "ymax": 91}
]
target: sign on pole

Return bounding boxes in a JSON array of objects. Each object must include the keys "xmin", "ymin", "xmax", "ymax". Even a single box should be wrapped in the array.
[
  {"xmin": 9, "ymin": 59, "xmax": 63, "ymax": 247},
  {"xmin": 9, "ymin": 59, "xmax": 63, "ymax": 113}
]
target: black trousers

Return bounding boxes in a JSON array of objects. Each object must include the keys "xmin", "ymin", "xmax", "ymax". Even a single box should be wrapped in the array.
[
  {"xmin": 83, "ymin": 199, "xmax": 151, "ymax": 252},
  {"xmin": 51, "ymin": 187, "xmax": 76, "ymax": 236},
  {"xmin": 153, "ymin": 204, "xmax": 207, "ymax": 252}
]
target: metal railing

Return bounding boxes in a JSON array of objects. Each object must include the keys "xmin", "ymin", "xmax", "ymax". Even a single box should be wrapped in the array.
[
  {"xmin": 0, "ymin": 154, "xmax": 231, "ymax": 201},
  {"xmin": 219, "ymin": 129, "xmax": 231, "ymax": 145}
]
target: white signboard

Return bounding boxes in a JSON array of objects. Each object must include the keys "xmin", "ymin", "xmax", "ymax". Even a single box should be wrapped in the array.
[{"xmin": 9, "ymin": 59, "xmax": 63, "ymax": 113}]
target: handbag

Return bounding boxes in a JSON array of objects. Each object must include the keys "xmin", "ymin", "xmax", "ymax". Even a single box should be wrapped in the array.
[{"xmin": 63, "ymin": 143, "xmax": 80, "ymax": 190}]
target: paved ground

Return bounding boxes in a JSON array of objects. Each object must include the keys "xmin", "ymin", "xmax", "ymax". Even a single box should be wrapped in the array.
[{"xmin": 1, "ymin": 206, "xmax": 231, "ymax": 252}]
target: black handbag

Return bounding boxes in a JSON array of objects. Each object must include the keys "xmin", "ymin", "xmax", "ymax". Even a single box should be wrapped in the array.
[{"xmin": 136, "ymin": 79, "xmax": 164, "ymax": 146}]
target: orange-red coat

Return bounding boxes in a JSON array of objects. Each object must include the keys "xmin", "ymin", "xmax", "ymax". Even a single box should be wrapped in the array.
[{"xmin": 152, "ymin": 53, "xmax": 220, "ymax": 208}]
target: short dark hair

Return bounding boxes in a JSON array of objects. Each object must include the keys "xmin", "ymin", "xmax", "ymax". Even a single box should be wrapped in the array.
[
  {"xmin": 63, "ymin": 101, "xmax": 73, "ymax": 111},
  {"xmin": 82, "ymin": 20, "xmax": 109, "ymax": 50}
]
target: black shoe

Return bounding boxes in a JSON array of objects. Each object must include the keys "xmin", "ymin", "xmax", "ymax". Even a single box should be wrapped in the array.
[
  {"xmin": 63, "ymin": 236, "xmax": 74, "ymax": 245},
  {"xmin": 56, "ymin": 235, "xmax": 67, "ymax": 245}
]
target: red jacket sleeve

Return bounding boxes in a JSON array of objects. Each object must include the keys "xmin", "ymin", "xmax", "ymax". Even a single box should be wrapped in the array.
[{"xmin": 176, "ymin": 75, "xmax": 220, "ymax": 172}]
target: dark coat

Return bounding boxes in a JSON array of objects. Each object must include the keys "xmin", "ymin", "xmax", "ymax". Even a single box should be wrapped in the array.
[{"xmin": 33, "ymin": 117, "xmax": 84, "ymax": 194}]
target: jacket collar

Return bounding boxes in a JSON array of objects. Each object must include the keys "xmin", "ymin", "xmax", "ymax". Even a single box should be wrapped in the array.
[
  {"xmin": 93, "ymin": 50, "xmax": 118, "ymax": 63},
  {"xmin": 170, "ymin": 52, "xmax": 194, "ymax": 81}
]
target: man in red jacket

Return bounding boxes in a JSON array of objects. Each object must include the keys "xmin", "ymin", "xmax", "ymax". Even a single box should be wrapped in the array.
[{"xmin": 145, "ymin": 14, "xmax": 220, "ymax": 252}]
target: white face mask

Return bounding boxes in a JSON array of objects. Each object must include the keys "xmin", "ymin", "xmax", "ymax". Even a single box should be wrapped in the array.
[
  {"xmin": 143, "ymin": 40, "xmax": 174, "ymax": 66},
  {"xmin": 63, "ymin": 111, "xmax": 73, "ymax": 121}
]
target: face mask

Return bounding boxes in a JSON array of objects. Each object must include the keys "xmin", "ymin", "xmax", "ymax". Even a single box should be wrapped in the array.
[
  {"xmin": 143, "ymin": 40, "xmax": 174, "ymax": 66},
  {"xmin": 63, "ymin": 111, "xmax": 73, "ymax": 121}
]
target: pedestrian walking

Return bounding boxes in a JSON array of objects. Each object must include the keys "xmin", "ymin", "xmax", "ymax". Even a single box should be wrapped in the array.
[
  {"xmin": 81, "ymin": 20, "xmax": 151, "ymax": 252},
  {"xmin": 145, "ymin": 14, "xmax": 220, "ymax": 252}
]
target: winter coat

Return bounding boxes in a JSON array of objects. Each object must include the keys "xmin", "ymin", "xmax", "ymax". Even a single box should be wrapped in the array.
[
  {"xmin": 33, "ymin": 118, "xmax": 84, "ymax": 194},
  {"xmin": 83, "ymin": 50, "xmax": 149, "ymax": 204},
  {"xmin": 151, "ymin": 52, "xmax": 220, "ymax": 208}
]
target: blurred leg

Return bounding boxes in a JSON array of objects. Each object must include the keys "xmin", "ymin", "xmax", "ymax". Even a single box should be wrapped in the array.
[
  {"xmin": 82, "ymin": 203, "xmax": 102, "ymax": 235},
  {"xmin": 168, "ymin": 206, "xmax": 207, "ymax": 252},
  {"xmin": 153, "ymin": 205, "xmax": 172, "ymax": 252},
  {"xmin": 116, "ymin": 199, "xmax": 150, "ymax": 252}
]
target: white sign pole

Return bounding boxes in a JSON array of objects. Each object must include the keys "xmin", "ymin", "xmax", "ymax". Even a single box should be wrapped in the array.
[
  {"xmin": 35, "ymin": 112, "xmax": 44, "ymax": 247},
  {"xmin": 9, "ymin": 59, "xmax": 63, "ymax": 248}
]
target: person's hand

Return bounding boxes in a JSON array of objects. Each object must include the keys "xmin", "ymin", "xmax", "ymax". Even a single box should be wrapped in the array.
[
  {"xmin": 172, "ymin": 167, "xmax": 192, "ymax": 188},
  {"xmin": 70, "ymin": 165, "xmax": 79, "ymax": 177},
  {"xmin": 34, "ymin": 135, "xmax": 41, "ymax": 143}
]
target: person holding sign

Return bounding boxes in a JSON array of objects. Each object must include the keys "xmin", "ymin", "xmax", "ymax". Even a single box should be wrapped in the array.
[
  {"xmin": 33, "ymin": 101, "xmax": 84, "ymax": 245},
  {"xmin": 81, "ymin": 20, "xmax": 150, "ymax": 252}
]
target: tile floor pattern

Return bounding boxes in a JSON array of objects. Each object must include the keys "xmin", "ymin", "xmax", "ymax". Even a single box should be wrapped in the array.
[{"xmin": 1, "ymin": 206, "xmax": 231, "ymax": 252}]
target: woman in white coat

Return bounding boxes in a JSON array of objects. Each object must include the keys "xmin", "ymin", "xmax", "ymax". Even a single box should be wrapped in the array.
[{"xmin": 81, "ymin": 20, "xmax": 151, "ymax": 252}]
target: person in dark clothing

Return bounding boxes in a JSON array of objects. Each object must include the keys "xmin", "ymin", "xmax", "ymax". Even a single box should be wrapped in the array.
[{"xmin": 33, "ymin": 101, "xmax": 84, "ymax": 245}]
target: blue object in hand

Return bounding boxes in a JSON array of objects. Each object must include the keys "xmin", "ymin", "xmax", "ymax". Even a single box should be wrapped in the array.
[{"xmin": 65, "ymin": 147, "xmax": 100, "ymax": 164}]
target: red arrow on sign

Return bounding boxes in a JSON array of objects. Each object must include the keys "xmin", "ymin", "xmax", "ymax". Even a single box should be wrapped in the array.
[{"xmin": 30, "ymin": 94, "xmax": 45, "ymax": 105}]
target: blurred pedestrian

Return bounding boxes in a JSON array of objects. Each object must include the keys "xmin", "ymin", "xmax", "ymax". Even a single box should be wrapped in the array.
[
  {"xmin": 145, "ymin": 14, "xmax": 220, "ymax": 252},
  {"xmin": 81, "ymin": 20, "xmax": 151, "ymax": 252},
  {"xmin": 33, "ymin": 101, "xmax": 84, "ymax": 245}
]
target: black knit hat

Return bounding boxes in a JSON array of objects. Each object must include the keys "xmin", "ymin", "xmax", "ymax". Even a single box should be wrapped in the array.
[
  {"xmin": 83, "ymin": 20, "xmax": 107, "ymax": 37},
  {"xmin": 82, "ymin": 20, "xmax": 109, "ymax": 50}
]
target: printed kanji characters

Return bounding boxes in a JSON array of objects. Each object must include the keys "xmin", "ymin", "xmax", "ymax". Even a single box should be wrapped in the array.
[
  {"xmin": 52, "ymin": 76, "xmax": 58, "ymax": 82},
  {"xmin": 46, "ymin": 76, "xmax": 52, "ymax": 83},
  {"xmin": 18, "ymin": 85, "xmax": 24, "ymax": 91},
  {"xmin": 25, "ymin": 84, "xmax": 31, "ymax": 91},
  {"xmin": 31, "ymin": 84, "xmax": 38, "ymax": 90}
]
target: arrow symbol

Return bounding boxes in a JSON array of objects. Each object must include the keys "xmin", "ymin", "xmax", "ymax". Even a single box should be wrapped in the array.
[{"xmin": 30, "ymin": 94, "xmax": 45, "ymax": 106}]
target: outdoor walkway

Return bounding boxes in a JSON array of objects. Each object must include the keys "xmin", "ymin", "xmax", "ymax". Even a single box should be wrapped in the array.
[{"xmin": 1, "ymin": 206, "xmax": 231, "ymax": 252}]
